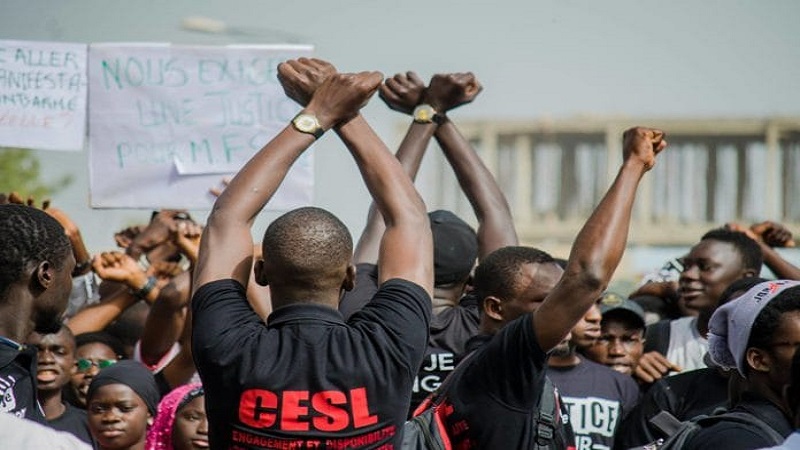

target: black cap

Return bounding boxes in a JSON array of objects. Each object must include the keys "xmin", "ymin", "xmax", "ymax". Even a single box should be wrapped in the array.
[
  {"xmin": 428, "ymin": 210, "xmax": 478, "ymax": 286},
  {"xmin": 599, "ymin": 291, "xmax": 646, "ymax": 330}
]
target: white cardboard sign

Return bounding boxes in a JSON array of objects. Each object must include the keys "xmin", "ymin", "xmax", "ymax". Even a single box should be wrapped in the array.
[
  {"xmin": 88, "ymin": 43, "xmax": 314, "ymax": 209},
  {"xmin": 0, "ymin": 40, "xmax": 88, "ymax": 151}
]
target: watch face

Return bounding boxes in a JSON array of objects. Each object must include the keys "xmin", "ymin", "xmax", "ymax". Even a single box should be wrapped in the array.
[
  {"xmin": 294, "ymin": 114, "xmax": 320, "ymax": 133},
  {"xmin": 414, "ymin": 105, "xmax": 436, "ymax": 122}
]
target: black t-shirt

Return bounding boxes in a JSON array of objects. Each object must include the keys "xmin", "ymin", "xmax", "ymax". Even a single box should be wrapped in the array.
[
  {"xmin": 435, "ymin": 314, "xmax": 575, "ymax": 449},
  {"xmin": 193, "ymin": 278, "xmax": 431, "ymax": 449},
  {"xmin": 410, "ymin": 292, "xmax": 480, "ymax": 414},
  {"xmin": 546, "ymin": 357, "xmax": 640, "ymax": 450},
  {"xmin": 0, "ymin": 340, "xmax": 44, "ymax": 423},
  {"xmin": 341, "ymin": 264, "xmax": 481, "ymax": 415},
  {"xmin": 47, "ymin": 402, "xmax": 93, "ymax": 445},
  {"xmin": 682, "ymin": 394, "xmax": 793, "ymax": 450},
  {"xmin": 614, "ymin": 367, "xmax": 729, "ymax": 449}
]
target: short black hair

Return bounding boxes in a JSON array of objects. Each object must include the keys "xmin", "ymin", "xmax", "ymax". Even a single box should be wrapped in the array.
[
  {"xmin": 75, "ymin": 331, "xmax": 127, "ymax": 359},
  {"xmin": 0, "ymin": 204, "xmax": 71, "ymax": 299},
  {"xmin": 747, "ymin": 286, "xmax": 800, "ymax": 354},
  {"xmin": 701, "ymin": 228, "xmax": 763, "ymax": 273},
  {"xmin": 473, "ymin": 246, "xmax": 556, "ymax": 302},
  {"xmin": 262, "ymin": 207, "xmax": 353, "ymax": 291}
]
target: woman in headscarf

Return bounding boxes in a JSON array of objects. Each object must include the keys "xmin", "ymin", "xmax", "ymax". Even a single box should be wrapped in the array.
[
  {"xmin": 145, "ymin": 383, "xmax": 208, "ymax": 450},
  {"xmin": 86, "ymin": 360, "xmax": 160, "ymax": 450}
]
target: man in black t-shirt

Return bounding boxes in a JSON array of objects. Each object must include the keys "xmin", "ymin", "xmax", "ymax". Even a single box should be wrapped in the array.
[
  {"xmin": 192, "ymin": 59, "xmax": 434, "ymax": 449},
  {"xmin": 27, "ymin": 325, "xmax": 93, "ymax": 445},
  {"xmin": 0, "ymin": 203, "xmax": 75, "ymax": 423},
  {"xmin": 431, "ymin": 128, "xmax": 668, "ymax": 449},
  {"xmin": 547, "ymin": 331, "xmax": 640, "ymax": 449}
]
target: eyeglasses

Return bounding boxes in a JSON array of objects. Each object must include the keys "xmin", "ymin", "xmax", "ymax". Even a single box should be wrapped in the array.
[{"xmin": 76, "ymin": 358, "xmax": 117, "ymax": 372}]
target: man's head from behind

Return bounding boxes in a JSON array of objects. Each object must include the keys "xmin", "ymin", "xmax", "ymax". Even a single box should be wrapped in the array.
[
  {"xmin": 258, "ymin": 207, "xmax": 354, "ymax": 307},
  {"xmin": 584, "ymin": 294, "xmax": 647, "ymax": 375},
  {"xmin": 428, "ymin": 210, "xmax": 478, "ymax": 287},
  {"xmin": 678, "ymin": 228, "xmax": 762, "ymax": 315},
  {"xmin": 474, "ymin": 246, "xmax": 562, "ymax": 334},
  {"xmin": 0, "ymin": 204, "xmax": 74, "ymax": 337}
]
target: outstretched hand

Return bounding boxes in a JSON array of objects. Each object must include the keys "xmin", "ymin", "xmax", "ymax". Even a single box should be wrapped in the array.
[
  {"xmin": 379, "ymin": 71, "xmax": 426, "ymax": 115},
  {"xmin": 425, "ymin": 72, "xmax": 482, "ymax": 113},
  {"xmin": 622, "ymin": 127, "xmax": 667, "ymax": 171},
  {"xmin": 277, "ymin": 58, "xmax": 337, "ymax": 107},
  {"xmin": 305, "ymin": 71, "xmax": 384, "ymax": 129}
]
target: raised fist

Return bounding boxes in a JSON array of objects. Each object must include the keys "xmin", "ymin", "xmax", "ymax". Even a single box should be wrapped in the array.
[
  {"xmin": 622, "ymin": 127, "xmax": 667, "ymax": 171},
  {"xmin": 92, "ymin": 251, "xmax": 144, "ymax": 286},
  {"xmin": 306, "ymin": 71, "xmax": 384, "ymax": 129},
  {"xmin": 277, "ymin": 58, "xmax": 337, "ymax": 107},
  {"xmin": 379, "ymin": 71, "xmax": 426, "ymax": 115},
  {"xmin": 425, "ymin": 72, "xmax": 482, "ymax": 113}
]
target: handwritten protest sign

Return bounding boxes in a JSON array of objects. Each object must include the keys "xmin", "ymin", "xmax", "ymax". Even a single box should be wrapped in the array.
[
  {"xmin": 0, "ymin": 40, "xmax": 87, "ymax": 151},
  {"xmin": 88, "ymin": 43, "xmax": 314, "ymax": 209}
]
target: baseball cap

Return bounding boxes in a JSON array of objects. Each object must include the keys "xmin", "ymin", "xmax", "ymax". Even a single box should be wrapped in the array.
[
  {"xmin": 599, "ymin": 291, "xmax": 646, "ymax": 330},
  {"xmin": 428, "ymin": 210, "xmax": 478, "ymax": 286},
  {"xmin": 708, "ymin": 279, "xmax": 800, "ymax": 377}
]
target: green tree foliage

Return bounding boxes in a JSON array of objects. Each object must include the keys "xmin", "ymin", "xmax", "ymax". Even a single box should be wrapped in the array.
[{"xmin": 0, "ymin": 147, "xmax": 73, "ymax": 198}]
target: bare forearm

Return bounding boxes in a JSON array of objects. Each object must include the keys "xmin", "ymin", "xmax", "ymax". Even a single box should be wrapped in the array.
[
  {"xmin": 210, "ymin": 126, "xmax": 312, "ymax": 226},
  {"xmin": 66, "ymin": 289, "xmax": 138, "ymax": 334},
  {"xmin": 353, "ymin": 122, "xmax": 435, "ymax": 263},
  {"xmin": 564, "ymin": 161, "xmax": 645, "ymax": 285},
  {"xmin": 435, "ymin": 119, "xmax": 517, "ymax": 257},
  {"xmin": 140, "ymin": 273, "xmax": 190, "ymax": 365},
  {"xmin": 336, "ymin": 116, "xmax": 427, "ymax": 226},
  {"xmin": 760, "ymin": 242, "xmax": 800, "ymax": 280}
]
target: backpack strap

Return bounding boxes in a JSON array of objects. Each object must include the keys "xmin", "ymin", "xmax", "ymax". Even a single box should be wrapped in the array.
[
  {"xmin": 648, "ymin": 410, "xmax": 683, "ymax": 436},
  {"xmin": 644, "ymin": 320, "xmax": 671, "ymax": 356},
  {"xmin": 533, "ymin": 376, "xmax": 557, "ymax": 449}
]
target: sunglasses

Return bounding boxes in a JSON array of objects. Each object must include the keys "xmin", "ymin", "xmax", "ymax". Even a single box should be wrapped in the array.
[{"xmin": 76, "ymin": 358, "xmax": 117, "ymax": 372}]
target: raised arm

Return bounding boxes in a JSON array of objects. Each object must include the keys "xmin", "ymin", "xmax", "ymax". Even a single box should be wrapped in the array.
[
  {"xmin": 192, "ymin": 59, "xmax": 338, "ymax": 293},
  {"xmin": 729, "ymin": 221, "xmax": 800, "ymax": 280},
  {"xmin": 336, "ymin": 113, "xmax": 433, "ymax": 293},
  {"xmin": 353, "ymin": 71, "xmax": 436, "ymax": 264},
  {"xmin": 533, "ymin": 128, "xmax": 667, "ymax": 351},
  {"xmin": 427, "ymin": 73, "xmax": 518, "ymax": 258},
  {"xmin": 273, "ymin": 59, "xmax": 433, "ymax": 294}
]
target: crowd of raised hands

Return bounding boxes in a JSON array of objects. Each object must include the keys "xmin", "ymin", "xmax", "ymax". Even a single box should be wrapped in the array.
[
  {"xmin": 8, "ymin": 60, "xmax": 793, "ymax": 385},
  {"xmin": 3, "ymin": 57, "xmax": 799, "ymax": 450}
]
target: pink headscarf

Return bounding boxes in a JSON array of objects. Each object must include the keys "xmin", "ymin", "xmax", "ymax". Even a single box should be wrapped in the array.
[{"xmin": 145, "ymin": 383, "xmax": 203, "ymax": 450}]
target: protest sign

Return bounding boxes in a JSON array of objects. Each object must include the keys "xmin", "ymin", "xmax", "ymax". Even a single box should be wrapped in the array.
[
  {"xmin": 0, "ymin": 39, "xmax": 87, "ymax": 151},
  {"xmin": 88, "ymin": 43, "xmax": 314, "ymax": 209}
]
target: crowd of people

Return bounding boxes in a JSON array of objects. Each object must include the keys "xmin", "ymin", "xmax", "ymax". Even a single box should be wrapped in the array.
[{"xmin": 1, "ymin": 57, "xmax": 799, "ymax": 450}]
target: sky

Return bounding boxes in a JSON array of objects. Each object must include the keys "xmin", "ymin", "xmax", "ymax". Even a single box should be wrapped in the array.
[{"xmin": 2, "ymin": 0, "xmax": 799, "ymax": 274}]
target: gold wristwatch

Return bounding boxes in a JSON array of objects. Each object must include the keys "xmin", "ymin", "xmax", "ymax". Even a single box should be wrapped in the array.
[
  {"xmin": 413, "ymin": 104, "xmax": 444, "ymax": 124},
  {"xmin": 291, "ymin": 113, "xmax": 324, "ymax": 139}
]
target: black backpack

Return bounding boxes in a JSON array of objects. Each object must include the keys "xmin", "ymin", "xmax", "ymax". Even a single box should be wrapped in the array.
[
  {"xmin": 632, "ymin": 409, "xmax": 785, "ymax": 450},
  {"xmin": 402, "ymin": 352, "xmax": 561, "ymax": 450}
]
